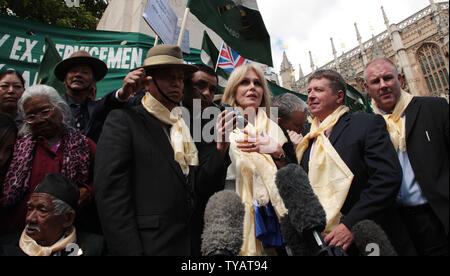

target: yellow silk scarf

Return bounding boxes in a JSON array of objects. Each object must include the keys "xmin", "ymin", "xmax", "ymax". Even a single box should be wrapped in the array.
[
  {"xmin": 229, "ymin": 110, "xmax": 288, "ymax": 256},
  {"xmin": 296, "ymin": 105, "xmax": 354, "ymax": 235},
  {"xmin": 19, "ymin": 227, "xmax": 77, "ymax": 256},
  {"xmin": 141, "ymin": 92, "xmax": 199, "ymax": 175},
  {"xmin": 371, "ymin": 90, "xmax": 413, "ymax": 152}
]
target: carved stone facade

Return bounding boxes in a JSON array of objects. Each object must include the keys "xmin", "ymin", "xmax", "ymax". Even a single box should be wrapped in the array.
[{"xmin": 280, "ymin": 1, "xmax": 449, "ymax": 102}]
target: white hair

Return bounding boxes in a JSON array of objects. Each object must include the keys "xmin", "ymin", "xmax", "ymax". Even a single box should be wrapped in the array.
[
  {"xmin": 52, "ymin": 198, "xmax": 74, "ymax": 216},
  {"xmin": 272, "ymin": 93, "xmax": 308, "ymax": 119},
  {"xmin": 18, "ymin": 84, "xmax": 73, "ymax": 136}
]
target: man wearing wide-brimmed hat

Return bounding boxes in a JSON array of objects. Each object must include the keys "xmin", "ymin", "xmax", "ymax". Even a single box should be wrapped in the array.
[
  {"xmin": 54, "ymin": 50, "xmax": 132, "ymax": 142},
  {"xmin": 94, "ymin": 45, "xmax": 208, "ymax": 256}
]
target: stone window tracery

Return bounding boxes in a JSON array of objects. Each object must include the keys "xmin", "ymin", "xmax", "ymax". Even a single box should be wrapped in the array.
[{"xmin": 417, "ymin": 43, "xmax": 449, "ymax": 95}]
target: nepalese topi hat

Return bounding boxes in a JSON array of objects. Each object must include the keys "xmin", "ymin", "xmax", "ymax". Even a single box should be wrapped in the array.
[
  {"xmin": 54, "ymin": 50, "xmax": 108, "ymax": 82},
  {"xmin": 33, "ymin": 173, "xmax": 80, "ymax": 211},
  {"xmin": 134, "ymin": 44, "xmax": 198, "ymax": 75}
]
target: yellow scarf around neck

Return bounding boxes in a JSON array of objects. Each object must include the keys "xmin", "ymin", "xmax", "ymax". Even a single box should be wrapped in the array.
[
  {"xmin": 229, "ymin": 109, "xmax": 288, "ymax": 256},
  {"xmin": 371, "ymin": 90, "xmax": 413, "ymax": 152},
  {"xmin": 19, "ymin": 227, "xmax": 77, "ymax": 256},
  {"xmin": 296, "ymin": 105, "xmax": 354, "ymax": 234},
  {"xmin": 141, "ymin": 92, "xmax": 199, "ymax": 175}
]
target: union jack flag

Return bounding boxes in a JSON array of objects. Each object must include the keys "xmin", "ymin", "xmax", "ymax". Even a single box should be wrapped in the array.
[{"xmin": 217, "ymin": 42, "xmax": 249, "ymax": 72}]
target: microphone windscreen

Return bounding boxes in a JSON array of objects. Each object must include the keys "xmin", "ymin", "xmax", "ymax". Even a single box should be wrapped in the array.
[
  {"xmin": 201, "ymin": 190, "xmax": 245, "ymax": 256},
  {"xmin": 280, "ymin": 215, "xmax": 314, "ymax": 256},
  {"xmin": 275, "ymin": 164, "xmax": 326, "ymax": 234},
  {"xmin": 352, "ymin": 220, "xmax": 397, "ymax": 256}
]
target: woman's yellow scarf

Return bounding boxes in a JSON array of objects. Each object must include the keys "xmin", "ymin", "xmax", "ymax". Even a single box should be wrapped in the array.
[
  {"xmin": 371, "ymin": 90, "xmax": 413, "ymax": 152},
  {"xmin": 141, "ymin": 92, "xmax": 199, "ymax": 175},
  {"xmin": 229, "ymin": 109, "xmax": 288, "ymax": 256},
  {"xmin": 19, "ymin": 227, "xmax": 78, "ymax": 256},
  {"xmin": 296, "ymin": 105, "xmax": 354, "ymax": 235}
]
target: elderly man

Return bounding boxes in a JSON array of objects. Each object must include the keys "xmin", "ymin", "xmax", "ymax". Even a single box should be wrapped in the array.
[
  {"xmin": 296, "ymin": 69, "xmax": 406, "ymax": 254},
  {"xmin": 95, "ymin": 45, "xmax": 219, "ymax": 256},
  {"xmin": 54, "ymin": 50, "xmax": 132, "ymax": 142},
  {"xmin": 364, "ymin": 57, "xmax": 449, "ymax": 256},
  {"xmin": 272, "ymin": 93, "xmax": 308, "ymax": 162},
  {"xmin": 0, "ymin": 173, "xmax": 104, "ymax": 256}
]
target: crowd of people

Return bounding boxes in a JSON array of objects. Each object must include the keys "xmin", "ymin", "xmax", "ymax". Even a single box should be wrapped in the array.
[{"xmin": 0, "ymin": 43, "xmax": 448, "ymax": 256}]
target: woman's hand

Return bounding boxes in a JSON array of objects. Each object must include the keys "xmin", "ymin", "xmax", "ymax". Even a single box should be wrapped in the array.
[
  {"xmin": 216, "ymin": 110, "xmax": 237, "ymax": 158},
  {"xmin": 236, "ymin": 129, "xmax": 282, "ymax": 155}
]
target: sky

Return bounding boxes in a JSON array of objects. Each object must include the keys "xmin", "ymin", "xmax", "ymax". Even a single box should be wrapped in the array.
[{"xmin": 256, "ymin": 0, "xmax": 433, "ymax": 77}]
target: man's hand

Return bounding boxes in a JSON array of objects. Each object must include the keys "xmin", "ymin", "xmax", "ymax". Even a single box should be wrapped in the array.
[
  {"xmin": 287, "ymin": 130, "xmax": 303, "ymax": 148},
  {"xmin": 324, "ymin": 223, "xmax": 354, "ymax": 251},
  {"xmin": 117, "ymin": 68, "xmax": 148, "ymax": 101},
  {"xmin": 78, "ymin": 187, "xmax": 91, "ymax": 208}
]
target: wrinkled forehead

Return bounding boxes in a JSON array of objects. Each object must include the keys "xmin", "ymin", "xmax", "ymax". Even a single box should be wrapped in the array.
[{"xmin": 27, "ymin": 193, "xmax": 56, "ymax": 208}]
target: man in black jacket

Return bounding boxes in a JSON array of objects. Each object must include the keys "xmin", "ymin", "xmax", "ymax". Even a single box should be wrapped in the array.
[
  {"xmin": 95, "ymin": 45, "xmax": 231, "ymax": 256},
  {"xmin": 54, "ymin": 50, "xmax": 132, "ymax": 142},
  {"xmin": 364, "ymin": 57, "xmax": 449, "ymax": 256},
  {"xmin": 298, "ymin": 69, "xmax": 408, "ymax": 255}
]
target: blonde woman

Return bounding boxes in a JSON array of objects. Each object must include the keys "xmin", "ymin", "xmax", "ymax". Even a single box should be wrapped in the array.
[{"xmin": 220, "ymin": 64, "xmax": 291, "ymax": 256}]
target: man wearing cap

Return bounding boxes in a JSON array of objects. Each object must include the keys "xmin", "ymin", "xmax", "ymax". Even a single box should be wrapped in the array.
[
  {"xmin": 54, "ymin": 50, "xmax": 133, "ymax": 142},
  {"xmin": 0, "ymin": 173, "xmax": 104, "ymax": 256},
  {"xmin": 95, "ymin": 45, "xmax": 214, "ymax": 256}
]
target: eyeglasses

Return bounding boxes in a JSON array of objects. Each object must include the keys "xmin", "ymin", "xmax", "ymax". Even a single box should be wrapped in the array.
[
  {"xmin": 24, "ymin": 107, "xmax": 55, "ymax": 124},
  {"xmin": 0, "ymin": 83, "xmax": 24, "ymax": 92}
]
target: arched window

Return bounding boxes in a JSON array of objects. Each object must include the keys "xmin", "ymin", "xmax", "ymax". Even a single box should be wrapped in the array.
[{"xmin": 417, "ymin": 43, "xmax": 449, "ymax": 95}]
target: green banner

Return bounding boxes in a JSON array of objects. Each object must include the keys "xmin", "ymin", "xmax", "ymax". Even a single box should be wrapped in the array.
[{"xmin": 0, "ymin": 14, "xmax": 201, "ymax": 98}]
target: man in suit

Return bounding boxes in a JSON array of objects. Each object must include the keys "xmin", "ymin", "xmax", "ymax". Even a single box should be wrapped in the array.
[
  {"xmin": 54, "ymin": 50, "xmax": 133, "ymax": 142},
  {"xmin": 182, "ymin": 63, "xmax": 231, "ymax": 256},
  {"xmin": 95, "ymin": 45, "xmax": 221, "ymax": 256},
  {"xmin": 364, "ymin": 57, "xmax": 449, "ymax": 256},
  {"xmin": 297, "ymin": 69, "xmax": 406, "ymax": 254},
  {"xmin": 0, "ymin": 173, "xmax": 104, "ymax": 256}
]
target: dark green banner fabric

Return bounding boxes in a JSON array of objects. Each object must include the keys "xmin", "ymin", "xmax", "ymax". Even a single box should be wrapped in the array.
[{"xmin": 0, "ymin": 14, "xmax": 201, "ymax": 98}]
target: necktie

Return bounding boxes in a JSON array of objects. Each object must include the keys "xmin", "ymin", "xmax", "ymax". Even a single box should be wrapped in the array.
[{"xmin": 72, "ymin": 104, "xmax": 85, "ymax": 132}]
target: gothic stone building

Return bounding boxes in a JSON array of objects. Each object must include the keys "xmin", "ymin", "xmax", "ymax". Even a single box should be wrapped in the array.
[{"xmin": 280, "ymin": 1, "xmax": 449, "ymax": 102}]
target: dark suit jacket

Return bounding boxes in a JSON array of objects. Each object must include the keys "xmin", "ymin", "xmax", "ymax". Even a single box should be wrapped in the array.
[
  {"xmin": 404, "ymin": 97, "xmax": 449, "ymax": 233},
  {"xmin": 95, "ymin": 105, "xmax": 204, "ymax": 256},
  {"xmin": 0, "ymin": 231, "xmax": 105, "ymax": 256},
  {"xmin": 65, "ymin": 90, "xmax": 125, "ymax": 143},
  {"xmin": 300, "ymin": 112, "xmax": 403, "ymax": 230}
]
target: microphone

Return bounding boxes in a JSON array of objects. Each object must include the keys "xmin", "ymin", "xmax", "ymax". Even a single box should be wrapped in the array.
[
  {"xmin": 276, "ymin": 164, "xmax": 346, "ymax": 256},
  {"xmin": 352, "ymin": 220, "xmax": 397, "ymax": 256},
  {"xmin": 193, "ymin": 87, "xmax": 248, "ymax": 127},
  {"xmin": 201, "ymin": 190, "xmax": 245, "ymax": 256}
]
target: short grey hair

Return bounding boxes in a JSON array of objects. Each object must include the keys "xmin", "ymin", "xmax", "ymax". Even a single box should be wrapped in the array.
[
  {"xmin": 272, "ymin": 93, "xmax": 308, "ymax": 119},
  {"xmin": 364, "ymin": 57, "xmax": 399, "ymax": 82},
  {"xmin": 52, "ymin": 198, "xmax": 74, "ymax": 216},
  {"xmin": 18, "ymin": 84, "xmax": 73, "ymax": 136}
]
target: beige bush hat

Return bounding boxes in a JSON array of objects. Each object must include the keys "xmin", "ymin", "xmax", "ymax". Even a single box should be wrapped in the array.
[
  {"xmin": 54, "ymin": 50, "xmax": 108, "ymax": 81},
  {"xmin": 136, "ymin": 44, "xmax": 197, "ymax": 75}
]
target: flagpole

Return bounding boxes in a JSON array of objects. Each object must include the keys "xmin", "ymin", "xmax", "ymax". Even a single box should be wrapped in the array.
[
  {"xmin": 215, "ymin": 41, "xmax": 224, "ymax": 72},
  {"xmin": 154, "ymin": 35, "xmax": 159, "ymax": 46},
  {"xmin": 177, "ymin": 7, "xmax": 190, "ymax": 46}
]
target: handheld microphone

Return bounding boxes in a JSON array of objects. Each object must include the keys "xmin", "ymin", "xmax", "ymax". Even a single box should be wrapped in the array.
[
  {"xmin": 276, "ymin": 164, "xmax": 347, "ymax": 256},
  {"xmin": 201, "ymin": 190, "xmax": 245, "ymax": 256},
  {"xmin": 352, "ymin": 220, "xmax": 397, "ymax": 256}
]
